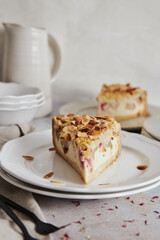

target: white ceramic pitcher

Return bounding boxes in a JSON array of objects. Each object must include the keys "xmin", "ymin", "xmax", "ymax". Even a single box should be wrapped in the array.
[{"xmin": 2, "ymin": 23, "xmax": 61, "ymax": 117}]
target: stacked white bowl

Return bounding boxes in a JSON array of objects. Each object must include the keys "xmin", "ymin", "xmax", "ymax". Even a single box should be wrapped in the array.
[{"xmin": 0, "ymin": 82, "xmax": 45, "ymax": 125}]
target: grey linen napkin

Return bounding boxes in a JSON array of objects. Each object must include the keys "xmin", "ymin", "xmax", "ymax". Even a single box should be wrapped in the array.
[
  {"xmin": 0, "ymin": 124, "xmax": 52, "ymax": 240},
  {"xmin": 0, "ymin": 123, "xmax": 35, "ymax": 148}
]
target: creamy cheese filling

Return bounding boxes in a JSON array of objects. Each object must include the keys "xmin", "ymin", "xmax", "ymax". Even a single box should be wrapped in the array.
[
  {"xmin": 82, "ymin": 137, "xmax": 119, "ymax": 181},
  {"xmin": 92, "ymin": 138, "xmax": 118, "ymax": 171},
  {"xmin": 98, "ymin": 98, "xmax": 145, "ymax": 117}
]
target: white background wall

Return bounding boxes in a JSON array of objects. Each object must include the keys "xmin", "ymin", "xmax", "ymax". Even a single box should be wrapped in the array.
[{"xmin": 0, "ymin": 0, "xmax": 160, "ymax": 107}]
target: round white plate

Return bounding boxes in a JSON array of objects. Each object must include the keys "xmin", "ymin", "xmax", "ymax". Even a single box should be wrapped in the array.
[
  {"xmin": 0, "ymin": 130, "xmax": 160, "ymax": 194},
  {"xmin": 143, "ymin": 115, "xmax": 160, "ymax": 141},
  {"xmin": 0, "ymin": 167, "xmax": 160, "ymax": 200},
  {"xmin": 141, "ymin": 127, "xmax": 159, "ymax": 140},
  {"xmin": 59, "ymin": 100, "xmax": 160, "ymax": 130}
]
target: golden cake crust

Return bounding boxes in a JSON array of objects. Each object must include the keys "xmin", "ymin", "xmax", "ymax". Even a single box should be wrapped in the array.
[{"xmin": 97, "ymin": 83, "xmax": 147, "ymax": 101}]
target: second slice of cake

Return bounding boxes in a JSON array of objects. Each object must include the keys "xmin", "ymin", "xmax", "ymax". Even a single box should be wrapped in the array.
[
  {"xmin": 97, "ymin": 83, "xmax": 147, "ymax": 121},
  {"xmin": 52, "ymin": 114, "xmax": 121, "ymax": 184}
]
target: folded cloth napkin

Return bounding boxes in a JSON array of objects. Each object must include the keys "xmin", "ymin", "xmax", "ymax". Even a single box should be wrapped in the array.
[
  {"xmin": 0, "ymin": 123, "xmax": 35, "ymax": 148},
  {"xmin": 0, "ymin": 124, "xmax": 52, "ymax": 240}
]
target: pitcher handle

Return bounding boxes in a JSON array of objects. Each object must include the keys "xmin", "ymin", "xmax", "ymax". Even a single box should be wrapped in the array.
[{"xmin": 48, "ymin": 34, "xmax": 61, "ymax": 83}]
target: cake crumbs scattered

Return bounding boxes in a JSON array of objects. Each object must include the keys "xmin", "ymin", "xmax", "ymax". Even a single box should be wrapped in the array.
[
  {"xmin": 158, "ymin": 215, "xmax": 160, "ymax": 219},
  {"xmin": 43, "ymin": 171, "xmax": 54, "ymax": 179},
  {"xmin": 49, "ymin": 147, "xmax": 55, "ymax": 151},
  {"xmin": 139, "ymin": 202, "xmax": 144, "ymax": 206},
  {"xmin": 107, "ymin": 208, "xmax": 114, "ymax": 211},
  {"xmin": 144, "ymin": 220, "xmax": 148, "ymax": 225},
  {"xmin": 80, "ymin": 227, "xmax": 86, "ymax": 233},
  {"xmin": 125, "ymin": 197, "xmax": 130, "ymax": 200},
  {"xmin": 131, "ymin": 200, "xmax": 134, "ymax": 204},
  {"xmin": 82, "ymin": 217, "xmax": 86, "ymax": 220},
  {"xmin": 74, "ymin": 221, "xmax": 81, "ymax": 224},
  {"xmin": 124, "ymin": 219, "xmax": 135, "ymax": 223},
  {"xmin": 136, "ymin": 232, "xmax": 140, "ymax": 236},
  {"xmin": 96, "ymin": 213, "xmax": 101, "ymax": 216},
  {"xmin": 115, "ymin": 205, "xmax": 118, "ymax": 209},
  {"xmin": 52, "ymin": 214, "xmax": 55, "ymax": 218},
  {"xmin": 72, "ymin": 200, "xmax": 80, "ymax": 207},
  {"xmin": 61, "ymin": 233, "xmax": 72, "ymax": 240},
  {"xmin": 122, "ymin": 224, "xmax": 127, "ymax": 228},
  {"xmin": 152, "ymin": 196, "xmax": 159, "ymax": 199}
]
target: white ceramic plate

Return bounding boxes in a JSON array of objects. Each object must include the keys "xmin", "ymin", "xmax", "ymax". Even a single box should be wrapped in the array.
[
  {"xmin": 0, "ymin": 167, "xmax": 160, "ymax": 200},
  {"xmin": 143, "ymin": 115, "xmax": 160, "ymax": 141},
  {"xmin": 0, "ymin": 130, "xmax": 160, "ymax": 194},
  {"xmin": 141, "ymin": 127, "xmax": 158, "ymax": 140},
  {"xmin": 59, "ymin": 100, "xmax": 160, "ymax": 130}
]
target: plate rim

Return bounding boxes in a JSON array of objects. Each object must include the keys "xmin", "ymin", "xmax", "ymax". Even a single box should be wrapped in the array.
[
  {"xmin": 143, "ymin": 115, "xmax": 160, "ymax": 141},
  {"xmin": 0, "ymin": 167, "xmax": 160, "ymax": 200}
]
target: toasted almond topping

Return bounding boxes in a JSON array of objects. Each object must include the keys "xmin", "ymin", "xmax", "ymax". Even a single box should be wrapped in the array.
[
  {"xmin": 98, "ymin": 183, "xmax": 110, "ymax": 186},
  {"xmin": 43, "ymin": 172, "xmax": 54, "ymax": 179},
  {"xmin": 89, "ymin": 120, "xmax": 97, "ymax": 125},
  {"xmin": 97, "ymin": 83, "xmax": 146, "ymax": 100},
  {"xmin": 137, "ymin": 165, "xmax": 148, "ymax": 170},
  {"xmin": 52, "ymin": 114, "xmax": 120, "ymax": 148},
  {"xmin": 83, "ymin": 114, "xmax": 89, "ymax": 119},
  {"xmin": 57, "ymin": 121, "xmax": 63, "ymax": 127},
  {"xmin": 63, "ymin": 126, "xmax": 69, "ymax": 133},
  {"xmin": 102, "ymin": 147, "xmax": 106, "ymax": 152},
  {"xmin": 59, "ymin": 114, "xmax": 66, "ymax": 118},
  {"xmin": 95, "ymin": 126, "xmax": 100, "ymax": 131},
  {"xmin": 71, "ymin": 120, "xmax": 76, "ymax": 125},
  {"xmin": 80, "ymin": 127, "xmax": 90, "ymax": 133},
  {"xmin": 77, "ymin": 131, "xmax": 87, "ymax": 137},
  {"xmin": 107, "ymin": 123, "xmax": 112, "ymax": 129},
  {"xmin": 67, "ymin": 113, "xmax": 75, "ymax": 117},
  {"xmin": 89, "ymin": 135, "xmax": 99, "ymax": 140},
  {"xmin": 50, "ymin": 180, "xmax": 66, "ymax": 184},
  {"xmin": 22, "ymin": 155, "xmax": 34, "ymax": 161},
  {"xmin": 66, "ymin": 133, "xmax": 71, "ymax": 141},
  {"xmin": 68, "ymin": 126, "xmax": 77, "ymax": 131},
  {"xmin": 82, "ymin": 114, "xmax": 90, "ymax": 124}
]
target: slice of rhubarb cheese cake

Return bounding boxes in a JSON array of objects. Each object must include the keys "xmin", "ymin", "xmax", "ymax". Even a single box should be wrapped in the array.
[
  {"xmin": 52, "ymin": 114, "xmax": 121, "ymax": 184},
  {"xmin": 97, "ymin": 83, "xmax": 147, "ymax": 121}
]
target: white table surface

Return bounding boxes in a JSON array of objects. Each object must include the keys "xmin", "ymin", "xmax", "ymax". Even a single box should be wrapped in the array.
[{"xmin": 31, "ymin": 85, "xmax": 160, "ymax": 240}]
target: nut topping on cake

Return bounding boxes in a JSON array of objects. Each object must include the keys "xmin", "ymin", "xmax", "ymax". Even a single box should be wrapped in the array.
[
  {"xmin": 97, "ymin": 83, "xmax": 146, "ymax": 100},
  {"xmin": 53, "ymin": 114, "xmax": 118, "ymax": 149}
]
